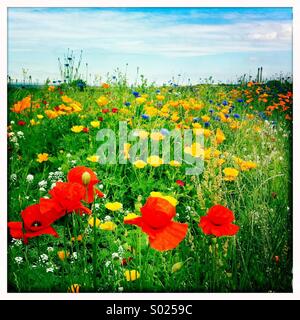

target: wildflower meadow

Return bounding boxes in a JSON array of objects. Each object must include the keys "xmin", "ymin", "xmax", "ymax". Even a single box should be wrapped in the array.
[{"xmin": 7, "ymin": 75, "xmax": 292, "ymax": 292}]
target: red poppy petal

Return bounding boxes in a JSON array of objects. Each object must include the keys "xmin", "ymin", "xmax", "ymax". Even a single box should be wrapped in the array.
[
  {"xmin": 8, "ymin": 222, "xmax": 24, "ymax": 239},
  {"xmin": 199, "ymin": 216, "xmax": 213, "ymax": 235},
  {"xmin": 23, "ymin": 226, "xmax": 59, "ymax": 243},
  {"xmin": 124, "ymin": 216, "xmax": 143, "ymax": 227},
  {"xmin": 95, "ymin": 188, "xmax": 105, "ymax": 198},
  {"xmin": 39, "ymin": 198, "xmax": 65, "ymax": 221},
  {"xmin": 209, "ymin": 223, "xmax": 239, "ymax": 237},
  {"xmin": 149, "ymin": 221, "xmax": 188, "ymax": 251},
  {"xmin": 75, "ymin": 205, "xmax": 92, "ymax": 215}
]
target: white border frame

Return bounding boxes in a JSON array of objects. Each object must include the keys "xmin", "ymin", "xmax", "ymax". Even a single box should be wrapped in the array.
[{"xmin": 1, "ymin": 0, "xmax": 299, "ymax": 300}]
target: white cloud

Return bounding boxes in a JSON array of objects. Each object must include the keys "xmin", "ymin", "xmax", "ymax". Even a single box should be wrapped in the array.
[
  {"xmin": 7, "ymin": 9, "xmax": 292, "ymax": 83},
  {"xmin": 8, "ymin": 9, "xmax": 292, "ymax": 57}
]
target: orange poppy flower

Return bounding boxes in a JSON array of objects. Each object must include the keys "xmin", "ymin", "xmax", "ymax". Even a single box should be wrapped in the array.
[
  {"xmin": 124, "ymin": 197, "xmax": 188, "ymax": 251},
  {"xmin": 11, "ymin": 96, "xmax": 31, "ymax": 113},
  {"xmin": 67, "ymin": 166, "xmax": 104, "ymax": 203}
]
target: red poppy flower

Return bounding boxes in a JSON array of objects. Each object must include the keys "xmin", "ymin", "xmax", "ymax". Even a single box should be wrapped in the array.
[
  {"xmin": 40, "ymin": 182, "xmax": 91, "ymax": 218},
  {"xmin": 199, "ymin": 205, "xmax": 239, "ymax": 237},
  {"xmin": 8, "ymin": 204, "xmax": 59, "ymax": 244},
  {"xmin": 124, "ymin": 197, "xmax": 188, "ymax": 251},
  {"xmin": 102, "ymin": 108, "xmax": 109, "ymax": 114},
  {"xmin": 17, "ymin": 120, "xmax": 26, "ymax": 126},
  {"xmin": 7, "ymin": 222, "xmax": 24, "ymax": 239},
  {"xmin": 98, "ymin": 117, "xmax": 103, "ymax": 122},
  {"xmin": 112, "ymin": 108, "xmax": 118, "ymax": 113},
  {"xmin": 54, "ymin": 106, "xmax": 60, "ymax": 111},
  {"xmin": 67, "ymin": 166, "xmax": 104, "ymax": 203},
  {"xmin": 82, "ymin": 127, "xmax": 89, "ymax": 133},
  {"xmin": 176, "ymin": 180, "xmax": 185, "ymax": 187},
  {"xmin": 42, "ymin": 100, "xmax": 47, "ymax": 105}
]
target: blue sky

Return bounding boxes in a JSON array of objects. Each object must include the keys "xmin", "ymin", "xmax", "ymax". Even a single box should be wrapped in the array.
[{"xmin": 8, "ymin": 8, "xmax": 292, "ymax": 84}]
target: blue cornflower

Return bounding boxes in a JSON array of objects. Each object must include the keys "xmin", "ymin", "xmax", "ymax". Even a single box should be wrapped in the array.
[
  {"xmin": 225, "ymin": 114, "xmax": 230, "ymax": 119},
  {"xmin": 156, "ymin": 90, "xmax": 160, "ymax": 93},
  {"xmin": 237, "ymin": 98, "xmax": 244, "ymax": 103},
  {"xmin": 204, "ymin": 122, "xmax": 210, "ymax": 128},
  {"xmin": 142, "ymin": 114, "xmax": 150, "ymax": 120},
  {"xmin": 222, "ymin": 100, "xmax": 228, "ymax": 106},
  {"xmin": 193, "ymin": 117, "xmax": 200, "ymax": 122},
  {"xmin": 214, "ymin": 116, "xmax": 221, "ymax": 121},
  {"xmin": 209, "ymin": 109, "xmax": 214, "ymax": 114},
  {"xmin": 233, "ymin": 113, "xmax": 240, "ymax": 119},
  {"xmin": 124, "ymin": 102, "xmax": 131, "ymax": 107},
  {"xmin": 132, "ymin": 91, "xmax": 140, "ymax": 98},
  {"xmin": 209, "ymin": 100, "xmax": 213, "ymax": 104}
]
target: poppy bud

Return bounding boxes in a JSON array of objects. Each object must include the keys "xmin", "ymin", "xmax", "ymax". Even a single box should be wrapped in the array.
[
  {"xmin": 82, "ymin": 171, "xmax": 91, "ymax": 185},
  {"xmin": 171, "ymin": 262, "xmax": 183, "ymax": 273}
]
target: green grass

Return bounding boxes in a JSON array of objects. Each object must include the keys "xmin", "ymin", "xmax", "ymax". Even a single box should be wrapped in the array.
[{"xmin": 7, "ymin": 80, "xmax": 292, "ymax": 292}]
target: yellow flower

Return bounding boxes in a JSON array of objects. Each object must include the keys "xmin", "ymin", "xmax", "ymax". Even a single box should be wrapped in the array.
[
  {"xmin": 137, "ymin": 130, "xmax": 149, "ymax": 140},
  {"xmin": 96, "ymin": 96, "xmax": 109, "ymax": 107},
  {"xmin": 88, "ymin": 216, "xmax": 101, "ymax": 228},
  {"xmin": 45, "ymin": 110, "xmax": 59, "ymax": 119},
  {"xmin": 71, "ymin": 125, "xmax": 84, "ymax": 133},
  {"xmin": 37, "ymin": 153, "xmax": 49, "ymax": 163},
  {"xmin": 48, "ymin": 85, "xmax": 55, "ymax": 92},
  {"xmin": 57, "ymin": 250, "xmax": 70, "ymax": 261},
  {"xmin": 30, "ymin": 119, "xmax": 38, "ymax": 126},
  {"xmin": 87, "ymin": 155, "xmax": 99, "ymax": 162},
  {"xmin": 201, "ymin": 115, "xmax": 210, "ymax": 122},
  {"xmin": 100, "ymin": 221, "xmax": 116, "ymax": 231},
  {"xmin": 90, "ymin": 121, "xmax": 100, "ymax": 128},
  {"xmin": 217, "ymin": 159, "xmax": 226, "ymax": 166},
  {"xmin": 171, "ymin": 114, "xmax": 180, "ymax": 122},
  {"xmin": 240, "ymin": 161, "xmax": 257, "ymax": 171},
  {"xmin": 203, "ymin": 129, "xmax": 212, "ymax": 138},
  {"xmin": 192, "ymin": 123, "xmax": 202, "ymax": 129},
  {"xmin": 223, "ymin": 168, "xmax": 239, "ymax": 181},
  {"xmin": 37, "ymin": 114, "xmax": 44, "ymax": 119},
  {"xmin": 124, "ymin": 213, "xmax": 139, "ymax": 222},
  {"xmin": 215, "ymin": 128, "xmax": 225, "ymax": 144},
  {"xmin": 144, "ymin": 106, "xmax": 158, "ymax": 116},
  {"xmin": 133, "ymin": 160, "xmax": 147, "ymax": 169},
  {"xmin": 68, "ymin": 284, "xmax": 80, "ymax": 293},
  {"xmin": 169, "ymin": 160, "xmax": 181, "ymax": 167},
  {"xmin": 150, "ymin": 132, "xmax": 164, "ymax": 141},
  {"xmin": 156, "ymin": 94, "xmax": 165, "ymax": 101},
  {"xmin": 233, "ymin": 157, "xmax": 244, "ymax": 165},
  {"xmin": 150, "ymin": 192, "xmax": 178, "ymax": 206},
  {"xmin": 147, "ymin": 155, "xmax": 164, "ymax": 167},
  {"xmin": 61, "ymin": 95, "xmax": 73, "ymax": 104},
  {"xmin": 204, "ymin": 148, "xmax": 211, "ymax": 160},
  {"xmin": 135, "ymin": 97, "xmax": 146, "ymax": 104},
  {"xmin": 105, "ymin": 202, "xmax": 123, "ymax": 211},
  {"xmin": 230, "ymin": 121, "xmax": 240, "ymax": 130},
  {"xmin": 184, "ymin": 143, "xmax": 204, "ymax": 158},
  {"xmin": 124, "ymin": 270, "xmax": 140, "ymax": 281}
]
